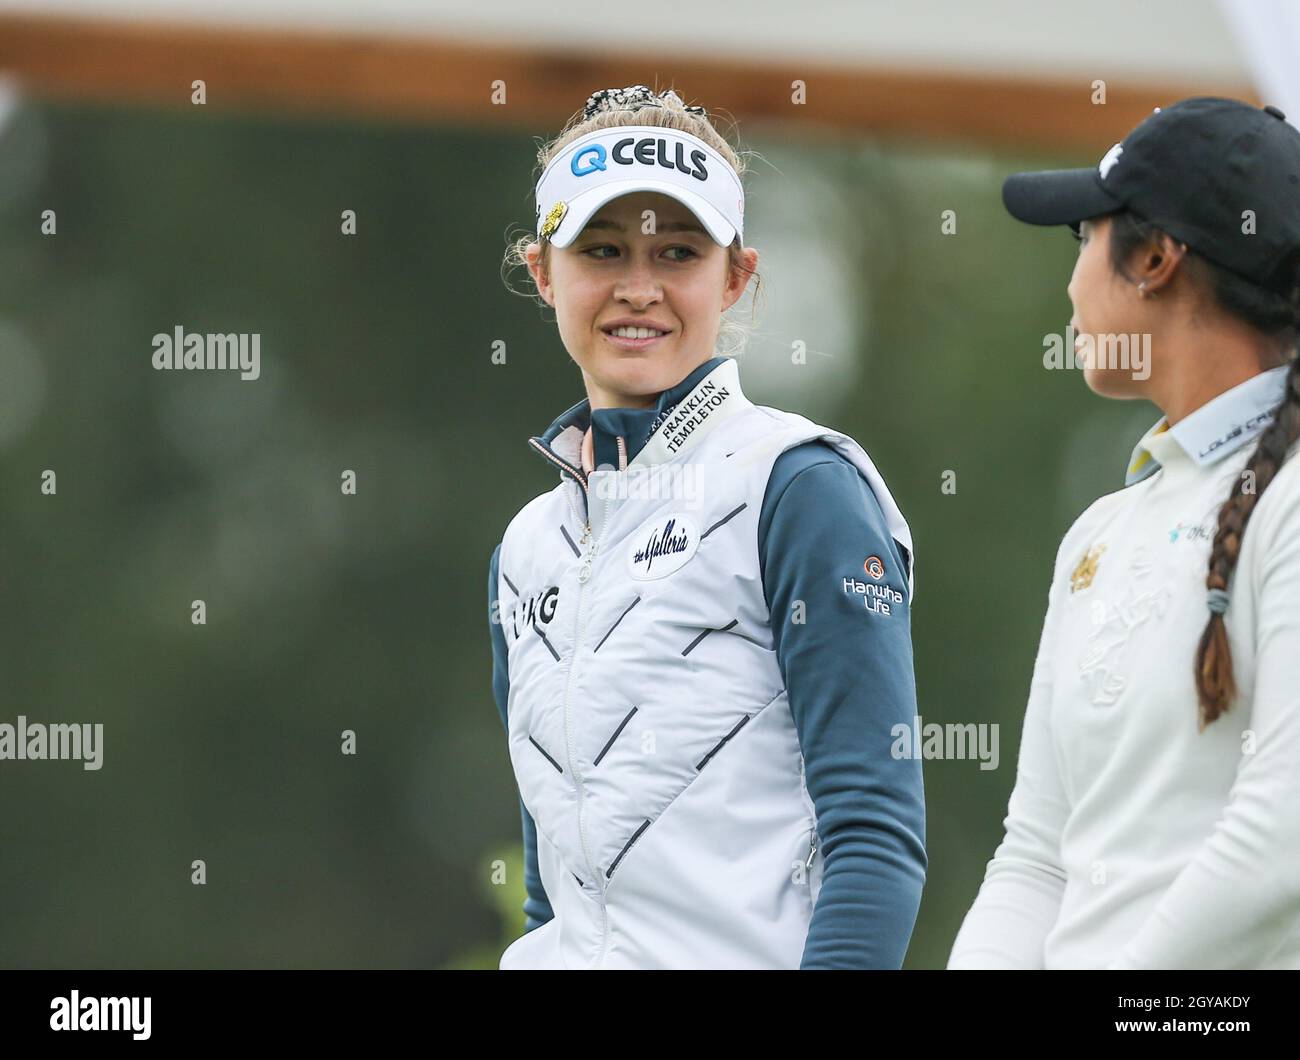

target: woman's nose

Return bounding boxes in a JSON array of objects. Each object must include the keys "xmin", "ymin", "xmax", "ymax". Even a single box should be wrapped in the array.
[{"xmin": 614, "ymin": 260, "xmax": 662, "ymax": 306}]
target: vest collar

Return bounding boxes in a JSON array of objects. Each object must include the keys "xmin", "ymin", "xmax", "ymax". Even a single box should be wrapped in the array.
[
  {"xmin": 527, "ymin": 355, "xmax": 749, "ymax": 486},
  {"xmin": 1124, "ymin": 365, "xmax": 1290, "ymax": 486}
]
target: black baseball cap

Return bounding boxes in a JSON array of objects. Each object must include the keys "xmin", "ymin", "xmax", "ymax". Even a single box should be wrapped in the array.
[{"xmin": 1003, "ymin": 97, "xmax": 1300, "ymax": 296}]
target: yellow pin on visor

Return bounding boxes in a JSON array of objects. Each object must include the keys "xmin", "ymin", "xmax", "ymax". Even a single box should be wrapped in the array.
[{"xmin": 541, "ymin": 201, "xmax": 568, "ymax": 240}]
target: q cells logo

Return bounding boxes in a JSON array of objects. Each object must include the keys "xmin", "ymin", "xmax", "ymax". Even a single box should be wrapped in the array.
[
  {"xmin": 864, "ymin": 555, "xmax": 885, "ymax": 580},
  {"xmin": 628, "ymin": 513, "xmax": 699, "ymax": 580},
  {"xmin": 572, "ymin": 143, "xmax": 607, "ymax": 177},
  {"xmin": 570, "ymin": 136, "xmax": 709, "ymax": 181}
]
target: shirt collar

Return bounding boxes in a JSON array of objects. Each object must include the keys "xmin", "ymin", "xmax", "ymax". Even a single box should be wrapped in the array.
[
  {"xmin": 1125, "ymin": 365, "xmax": 1290, "ymax": 486},
  {"xmin": 528, "ymin": 355, "xmax": 743, "ymax": 483}
]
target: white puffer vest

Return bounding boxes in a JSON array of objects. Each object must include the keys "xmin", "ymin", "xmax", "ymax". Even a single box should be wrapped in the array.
[{"xmin": 497, "ymin": 358, "xmax": 913, "ymax": 969}]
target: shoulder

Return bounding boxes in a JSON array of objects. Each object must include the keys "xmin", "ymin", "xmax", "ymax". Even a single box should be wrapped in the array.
[
  {"xmin": 500, "ymin": 485, "xmax": 566, "ymax": 553},
  {"xmin": 488, "ymin": 541, "xmax": 514, "ymax": 613},
  {"xmin": 493, "ymin": 485, "xmax": 568, "ymax": 602},
  {"xmin": 768, "ymin": 438, "xmax": 851, "ymax": 483},
  {"xmin": 1049, "ymin": 480, "xmax": 1142, "ymax": 584},
  {"xmin": 1241, "ymin": 441, "xmax": 1300, "ymax": 562},
  {"xmin": 759, "ymin": 440, "xmax": 907, "ymax": 581},
  {"xmin": 762, "ymin": 439, "xmax": 878, "ymax": 518}
]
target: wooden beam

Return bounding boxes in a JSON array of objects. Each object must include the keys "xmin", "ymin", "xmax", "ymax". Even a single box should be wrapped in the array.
[{"xmin": 0, "ymin": 13, "xmax": 1257, "ymax": 151}]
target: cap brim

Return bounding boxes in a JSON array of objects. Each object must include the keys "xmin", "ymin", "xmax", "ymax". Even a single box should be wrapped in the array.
[
  {"xmin": 1002, "ymin": 167, "xmax": 1122, "ymax": 227},
  {"xmin": 547, "ymin": 179, "xmax": 737, "ymax": 248}
]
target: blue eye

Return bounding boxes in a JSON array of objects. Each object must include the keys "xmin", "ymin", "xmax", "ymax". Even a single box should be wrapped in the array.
[
  {"xmin": 584, "ymin": 245, "xmax": 618, "ymax": 259},
  {"xmin": 665, "ymin": 245, "xmax": 697, "ymax": 262}
]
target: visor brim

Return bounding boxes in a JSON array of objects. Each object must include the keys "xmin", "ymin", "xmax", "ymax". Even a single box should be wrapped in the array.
[
  {"xmin": 1002, "ymin": 167, "xmax": 1123, "ymax": 227},
  {"xmin": 545, "ymin": 179, "xmax": 738, "ymax": 248}
]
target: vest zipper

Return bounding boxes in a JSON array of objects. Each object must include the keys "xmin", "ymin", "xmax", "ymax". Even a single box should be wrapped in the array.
[
  {"xmin": 528, "ymin": 436, "xmax": 620, "ymax": 963},
  {"xmin": 558, "ymin": 489, "xmax": 612, "ymax": 966}
]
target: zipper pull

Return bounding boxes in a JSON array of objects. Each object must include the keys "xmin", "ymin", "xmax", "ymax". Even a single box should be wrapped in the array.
[{"xmin": 805, "ymin": 834, "xmax": 818, "ymax": 870}]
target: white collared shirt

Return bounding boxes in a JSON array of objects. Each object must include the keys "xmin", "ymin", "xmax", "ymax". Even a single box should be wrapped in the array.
[
  {"xmin": 1125, "ymin": 365, "xmax": 1292, "ymax": 485},
  {"xmin": 949, "ymin": 366, "xmax": 1300, "ymax": 969}
]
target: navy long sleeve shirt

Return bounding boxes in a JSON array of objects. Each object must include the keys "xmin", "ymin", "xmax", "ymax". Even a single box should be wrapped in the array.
[{"xmin": 489, "ymin": 359, "xmax": 926, "ymax": 968}]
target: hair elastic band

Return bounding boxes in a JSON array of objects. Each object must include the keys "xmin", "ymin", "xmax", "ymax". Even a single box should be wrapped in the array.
[
  {"xmin": 1206, "ymin": 588, "xmax": 1230, "ymax": 615},
  {"xmin": 583, "ymin": 86, "xmax": 705, "ymax": 121}
]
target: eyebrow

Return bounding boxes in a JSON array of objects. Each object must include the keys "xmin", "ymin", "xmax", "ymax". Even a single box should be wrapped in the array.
[{"xmin": 581, "ymin": 219, "xmax": 707, "ymax": 235}]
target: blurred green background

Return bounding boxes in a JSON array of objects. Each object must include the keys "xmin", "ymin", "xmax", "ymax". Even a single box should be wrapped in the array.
[{"xmin": 0, "ymin": 98, "xmax": 1158, "ymax": 968}]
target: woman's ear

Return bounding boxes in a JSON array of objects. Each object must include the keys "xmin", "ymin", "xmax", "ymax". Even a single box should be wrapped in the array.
[
  {"xmin": 722, "ymin": 246, "xmax": 760, "ymax": 311},
  {"xmin": 1138, "ymin": 232, "xmax": 1188, "ymax": 296},
  {"xmin": 525, "ymin": 242, "xmax": 555, "ymax": 307}
]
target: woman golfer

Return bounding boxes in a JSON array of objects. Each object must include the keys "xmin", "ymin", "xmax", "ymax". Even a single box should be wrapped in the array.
[
  {"xmin": 487, "ymin": 85, "xmax": 926, "ymax": 969},
  {"xmin": 950, "ymin": 97, "xmax": 1300, "ymax": 969}
]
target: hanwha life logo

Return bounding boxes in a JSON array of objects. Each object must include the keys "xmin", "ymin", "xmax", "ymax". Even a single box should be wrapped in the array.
[
  {"xmin": 627, "ymin": 513, "xmax": 699, "ymax": 580},
  {"xmin": 864, "ymin": 555, "xmax": 885, "ymax": 580}
]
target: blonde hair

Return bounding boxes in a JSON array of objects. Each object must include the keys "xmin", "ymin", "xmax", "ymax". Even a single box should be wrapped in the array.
[{"xmin": 502, "ymin": 88, "xmax": 762, "ymax": 356}]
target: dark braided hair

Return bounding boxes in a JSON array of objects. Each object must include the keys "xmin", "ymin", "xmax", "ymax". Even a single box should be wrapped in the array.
[
  {"xmin": 1107, "ymin": 209, "xmax": 1300, "ymax": 728},
  {"xmin": 1196, "ymin": 353, "xmax": 1300, "ymax": 725}
]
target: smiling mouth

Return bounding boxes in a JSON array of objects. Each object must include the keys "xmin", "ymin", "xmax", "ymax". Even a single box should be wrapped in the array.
[{"xmin": 604, "ymin": 325, "xmax": 670, "ymax": 339}]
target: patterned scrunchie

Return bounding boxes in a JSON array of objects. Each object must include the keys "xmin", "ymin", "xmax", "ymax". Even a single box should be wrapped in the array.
[{"xmin": 583, "ymin": 85, "xmax": 706, "ymax": 121}]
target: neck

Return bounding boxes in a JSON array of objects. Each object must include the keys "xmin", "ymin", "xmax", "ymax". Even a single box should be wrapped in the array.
[
  {"xmin": 582, "ymin": 375, "xmax": 658, "ymax": 412},
  {"xmin": 1150, "ymin": 319, "xmax": 1288, "ymax": 426},
  {"xmin": 580, "ymin": 357, "xmax": 713, "ymax": 412}
]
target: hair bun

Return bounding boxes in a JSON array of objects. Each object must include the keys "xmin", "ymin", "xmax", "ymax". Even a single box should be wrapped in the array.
[{"xmin": 583, "ymin": 85, "xmax": 706, "ymax": 121}]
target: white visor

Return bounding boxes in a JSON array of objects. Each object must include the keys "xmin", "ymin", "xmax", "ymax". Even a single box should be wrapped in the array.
[{"xmin": 535, "ymin": 124, "xmax": 744, "ymax": 248}]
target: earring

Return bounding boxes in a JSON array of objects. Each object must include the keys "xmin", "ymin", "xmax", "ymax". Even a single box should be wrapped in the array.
[{"xmin": 1138, "ymin": 282, "xmax": 1149, "ymax": 298}]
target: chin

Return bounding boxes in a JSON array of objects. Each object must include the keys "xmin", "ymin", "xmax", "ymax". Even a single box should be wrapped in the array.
[
  {"xmin": 600, "ymin": 351, "xmax": 683, "ymax": 391},
  {"xmin": 1082, "ymin": 367, "xmax": 1141, "ymax": 400}
]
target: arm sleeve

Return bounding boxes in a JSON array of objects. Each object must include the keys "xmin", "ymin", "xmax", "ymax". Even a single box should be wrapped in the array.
[
  {"xmin": 759, "ymin": 442, "xmax": 927, "ymax": 970},
  {"xmin": 1108, "ymin": 482, "xmax": 1300, "ymax": 969},
  {"xmin": 489, "ymin": 542, "xmax": 555, "ymax": 933},
  {"xmin": 946, "ymin": 542, "xmax": 1071, "ymax": 969}
]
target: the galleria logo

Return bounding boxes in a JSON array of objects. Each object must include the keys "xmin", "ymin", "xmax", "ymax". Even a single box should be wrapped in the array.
[{"xmin": 627, "ymin": 513, "xmax": 699, "ymax": 580}]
